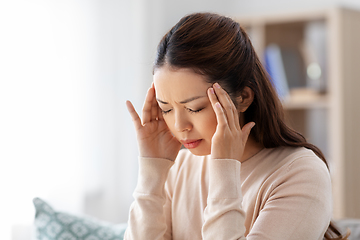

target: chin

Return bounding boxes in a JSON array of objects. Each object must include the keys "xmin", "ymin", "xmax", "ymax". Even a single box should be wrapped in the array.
[{"xmin": 187, "ymin": 147, "xmax": 211, "ymax": 156}]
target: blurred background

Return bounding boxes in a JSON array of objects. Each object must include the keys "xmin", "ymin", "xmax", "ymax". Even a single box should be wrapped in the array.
[{"xmin": 1, "ymin": 0, "xmax": 360, "ymax": 239}]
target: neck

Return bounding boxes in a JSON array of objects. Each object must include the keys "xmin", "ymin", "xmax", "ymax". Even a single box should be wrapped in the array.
[{"xmin": 241, "ymin": 135, "xmax": 264, "ymax": 163}]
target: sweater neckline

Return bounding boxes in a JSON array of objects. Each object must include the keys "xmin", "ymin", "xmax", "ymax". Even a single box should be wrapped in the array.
[{"xmin": 240, "ymin": 147, "xmax": 275, "ymax": 171}]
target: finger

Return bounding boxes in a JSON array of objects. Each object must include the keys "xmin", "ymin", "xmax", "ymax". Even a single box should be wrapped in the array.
[
  {"xmin": 158, "ymin": 105, "xmax": 164, "ymax": 120},
  {"xmin": 225, "ymin": 92, "xmax": 240, "ymax": 131},
  {"xmin": 208, "ymin": 88, "xmax": 228, "ymax": 128},
  {"xmin": 213, "ymin": 83, "xmax": 237, "ymax": 129},
  {"xmin": 228, "ymin": 94, "xmax": 241, "ymax": 131},
  {"xmin": 150, "ymin": 87, "xmax": 159, "ymax": 120},
  {"xmin": 220, "ymin": 84, "xmax": 241, "ymax": 131},
  {"xmin": 208, "ymin": 87, "xmax": 219, "ymax": 105},
  {"xmin": 126, "ymin": 100, "xmax": 142, "ymax": 130},
  {"xmin": 241, "ymin": 122, "xmax": 256, "ymax": 143},
  {"xmin": 151, "ymin": 82, "xmax": 164, "ymax": 121},
  {"xmin": 142, "ymin": 87, "xmax": 155, "ymax": 124},
  {"xmin": 221, "ymin": 88, "xmax": 241, "ymax": 131}
]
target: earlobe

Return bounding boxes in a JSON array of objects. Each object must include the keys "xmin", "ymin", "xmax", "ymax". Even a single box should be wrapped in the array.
[{"xmin": 237, "ymin": 87, "xmax": 254, "ymax": 113}]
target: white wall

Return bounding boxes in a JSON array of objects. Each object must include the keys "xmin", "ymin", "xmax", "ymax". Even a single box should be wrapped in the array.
[
  {"xmin": 0, "ymin": 0, "xmax": 98, "ymax": 238},
  {"xmin": 157, "ymin": 0, "xmax": 360, "ymax": 28},
  {"xmin": 81, "ymin": 0, "xmax": 148, "ymax": 223}
]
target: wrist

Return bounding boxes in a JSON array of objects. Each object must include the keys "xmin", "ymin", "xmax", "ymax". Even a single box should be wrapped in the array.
[{"xmin": 135, "ymin": 157, "xmax": 175, "ymax": 195}]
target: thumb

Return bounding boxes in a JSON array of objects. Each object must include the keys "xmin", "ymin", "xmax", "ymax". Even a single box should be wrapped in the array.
[{"xmin": 241, "ymin": 122, "xmax": 256, "ymax": 143}]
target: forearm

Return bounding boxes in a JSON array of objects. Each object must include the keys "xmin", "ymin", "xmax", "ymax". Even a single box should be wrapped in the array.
[
  {"xmin": 203, "ymin": 159, "xmax": 246, "ymax": 240},
  {"xmin": 125, "ymin": 157, "xmax": 174, "ymax": 240}
]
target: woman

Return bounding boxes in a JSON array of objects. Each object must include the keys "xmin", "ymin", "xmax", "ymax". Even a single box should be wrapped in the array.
[{"xmin": 124, "ymin": 12, "xmax": 348, "ymax": 240}]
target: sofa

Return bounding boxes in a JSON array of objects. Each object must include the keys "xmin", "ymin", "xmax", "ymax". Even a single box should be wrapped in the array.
[{"xmin": 21, "ymin": 197, "xmax": 360, "ymax": 240}]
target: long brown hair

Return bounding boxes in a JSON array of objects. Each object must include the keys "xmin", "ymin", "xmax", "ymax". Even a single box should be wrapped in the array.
[{"xmin": 154, "ymin": 12, "xmax": 349, "ymax": 239}]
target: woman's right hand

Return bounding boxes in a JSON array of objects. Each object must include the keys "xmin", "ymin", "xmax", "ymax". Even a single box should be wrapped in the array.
[{"xmin": 126, "ymin": 84, "xmax": 182, "ymax": 161}]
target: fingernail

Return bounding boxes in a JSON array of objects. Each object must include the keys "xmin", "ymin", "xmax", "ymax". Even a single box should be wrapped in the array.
[
  {"xmin": 209, "ymin": 88, "xmax": 214, "ymax": 94},
  {"xmin": 214, "ymin": 83, "xmax": 221, "ymax": 89}
]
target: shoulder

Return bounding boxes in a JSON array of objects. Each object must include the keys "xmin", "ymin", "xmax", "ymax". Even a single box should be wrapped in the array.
[
  {"xmin": 252, "ymin": 147, "xmax": 329, "ymax": 178},
  {"xmin": 279, "ymin": 147, "xmax": 329, "ymax": 178},
  {"xmin": 249, "ymin": 147, "xmax": 332, "ymax": 200},
  {"xmin": 262, "ymin": 146, "xmax": 329, "ymax": 174},
  {"xmin": 267, "ymin": 147, "xmax": 332, "ymax": 199},
  {"xmin": 249, "ymin": 148, "xmax": 333, "ymax": 239}
]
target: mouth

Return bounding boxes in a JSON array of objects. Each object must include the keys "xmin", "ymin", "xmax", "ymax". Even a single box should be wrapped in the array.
[{"xmin": 180, "ymin": 139, "xmax": 202, "ymax": 149}]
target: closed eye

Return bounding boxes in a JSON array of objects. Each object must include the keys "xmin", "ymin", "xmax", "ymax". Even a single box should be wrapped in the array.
[
  {"xmin": 161, "ymin": 109, "xmax": 172, "ymax": 115},
  {"xmin": 161, "ymin": 107, "xmax": 205, "ymax": 115},
  {"xmin": 187, "ymin": 107, "xmax": 205, "ymax": 114}
]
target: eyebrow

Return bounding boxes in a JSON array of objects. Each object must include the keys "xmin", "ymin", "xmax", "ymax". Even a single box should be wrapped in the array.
[{"xmin": 157, "ymin": 96, "xmax": 206, "ymax": 104}]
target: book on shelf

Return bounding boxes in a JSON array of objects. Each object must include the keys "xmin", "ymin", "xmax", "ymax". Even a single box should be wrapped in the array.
[
  {"xmin": 264, "ymin": 44, "xmax": 290, "ymax": 101},
  {"xmin": 264, "ymin": 43, "xmax": 307, "ymax": 101}
]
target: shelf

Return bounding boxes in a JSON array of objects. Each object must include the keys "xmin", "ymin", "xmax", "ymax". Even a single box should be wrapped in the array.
[{"xmin": 282, "ymin": 88, "xmax": 329, "ymax": 110}]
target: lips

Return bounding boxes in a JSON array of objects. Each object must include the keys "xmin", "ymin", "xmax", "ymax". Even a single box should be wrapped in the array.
[{"xmin": 180, "ymin": 139, "xmax": 202, "ymax": 149}]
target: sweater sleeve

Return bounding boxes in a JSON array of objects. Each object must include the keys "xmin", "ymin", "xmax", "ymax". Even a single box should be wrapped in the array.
[
  {"xmin": 124, "ymin": 157, "xmax": 174, "ymax": 240},
  {"xmin": 202, "ymin": 159, "xmax": 247, "ymax": 240}
]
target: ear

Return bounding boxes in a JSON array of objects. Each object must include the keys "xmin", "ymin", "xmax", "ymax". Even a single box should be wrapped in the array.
[{"xmin": 236, "ymin": 86, "xmax": 254, "ymax": 113}]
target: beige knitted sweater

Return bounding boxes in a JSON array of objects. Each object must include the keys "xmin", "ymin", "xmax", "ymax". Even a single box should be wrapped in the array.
[{"xmin": 125, "ymin": 147, "xmax": 332, "ymax": 240}]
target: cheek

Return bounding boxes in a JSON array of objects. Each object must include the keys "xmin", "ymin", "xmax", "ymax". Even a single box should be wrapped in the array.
[
  {"xmin": 162, "ymin": 115, "xmax": 176, "ymax": 133},
  {"xmin": 199, "ymin": 111, "xmax": 217, "ymax": 138}
]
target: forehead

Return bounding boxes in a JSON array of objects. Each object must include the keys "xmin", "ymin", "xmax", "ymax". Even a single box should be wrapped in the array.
[{"xmin": 153, "ymin": 67, "xmax": 211, "ymax": 102}]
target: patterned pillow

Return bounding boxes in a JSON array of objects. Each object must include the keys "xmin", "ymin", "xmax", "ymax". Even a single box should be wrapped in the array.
[{"xmin": 33, "ymin": 197, "xmax": 127, "ymax": 240}]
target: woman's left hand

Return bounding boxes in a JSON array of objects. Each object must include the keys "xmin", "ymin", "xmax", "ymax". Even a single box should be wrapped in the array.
[{"xmin": 207, "ymin": 83, "xmax": 255, "ymax": 162}]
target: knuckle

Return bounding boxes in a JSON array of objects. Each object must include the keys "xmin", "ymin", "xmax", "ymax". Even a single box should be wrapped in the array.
[{"xmin": 216, "ymin": 108, "xmax": 225, "ymax": 115}]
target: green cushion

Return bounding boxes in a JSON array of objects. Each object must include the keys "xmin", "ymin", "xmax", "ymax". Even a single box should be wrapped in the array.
[{"xmin": 33, "ymin": 197, "xmax": 127, "ymax": 240}]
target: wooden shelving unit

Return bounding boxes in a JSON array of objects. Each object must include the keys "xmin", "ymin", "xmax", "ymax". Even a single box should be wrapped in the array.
[{"xmin": 235, "ymin": 7, "xmax": 360, "ymax": 220}]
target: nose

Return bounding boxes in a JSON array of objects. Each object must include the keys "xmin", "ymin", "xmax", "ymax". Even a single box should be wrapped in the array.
[{"xmin": 174, "ymin": 111, "xmax": 192, "ymax": 132}]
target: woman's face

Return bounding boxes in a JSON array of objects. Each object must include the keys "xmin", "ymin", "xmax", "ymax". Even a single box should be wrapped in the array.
[{"xmin": 154, "ymin": 67, "xmax": 217, "ymax": 156}]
